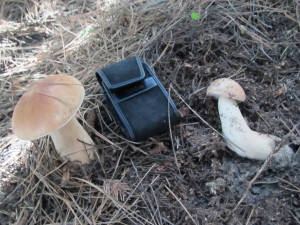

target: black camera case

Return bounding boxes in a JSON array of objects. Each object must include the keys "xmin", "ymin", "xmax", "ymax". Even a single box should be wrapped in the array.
[{"xmin": 96, "ymin": 56, "xmax": 180, "ymax": 141}]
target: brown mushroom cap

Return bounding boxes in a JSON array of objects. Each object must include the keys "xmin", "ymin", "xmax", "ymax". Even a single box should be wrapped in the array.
[
  {"xmin": 12, "ymin": 74, "xmax": 84, "ymax": 140},
  {"xmin": 206, "ymin": 78, "xmax": 246, "ymax": 102}
]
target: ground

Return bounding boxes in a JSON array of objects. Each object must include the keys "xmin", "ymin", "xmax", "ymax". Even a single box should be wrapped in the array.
[{"xmin": 0, "ymin": 0, "xmax": 299, "ymax": 224}]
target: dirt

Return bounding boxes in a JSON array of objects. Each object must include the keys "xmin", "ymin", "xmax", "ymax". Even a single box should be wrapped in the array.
[{"xmin": 0, "ymin": 0, "xmax": 299, "ymax": 224}]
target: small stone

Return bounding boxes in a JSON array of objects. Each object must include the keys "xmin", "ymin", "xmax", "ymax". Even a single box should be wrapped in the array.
[
  {"xmin": 271, "ymin": 144, "xmax": 295, "ymax": 169},
  {"xmin": 206, "ymin": 178, "xmax": 226, "ymax": 195}
]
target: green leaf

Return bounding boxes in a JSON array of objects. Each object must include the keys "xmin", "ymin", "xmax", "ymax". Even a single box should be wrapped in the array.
[
  {"xmin": 191, "ymin": 12, "xmax": 200, "ymax": 21},
  {"xmin": 80, "ymin": 30, "xmax": 86, "ymax": 36}
]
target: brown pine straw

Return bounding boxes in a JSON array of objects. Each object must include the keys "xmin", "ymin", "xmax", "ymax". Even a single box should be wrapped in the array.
[{"xmin": 0, "ymin": 0, "xmax": 299, "ymax": 224}]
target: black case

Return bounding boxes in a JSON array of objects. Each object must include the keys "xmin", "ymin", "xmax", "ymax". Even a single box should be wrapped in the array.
[{"xmin": 96, "ymin": 56, "xmax": 180, "ymax": 141}]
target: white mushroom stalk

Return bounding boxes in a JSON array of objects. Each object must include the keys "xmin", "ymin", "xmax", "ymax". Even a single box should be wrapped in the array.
[
  {"xmin": 207, "ymin": 78, "xmax": 282, "ymax": 160},
  {"xmin": 12, "ymin": 74, "xmax": 95, "ymax": 164},
  {"xmin": 218, "ymin": 95, "xmax": 281, "ymax": 160},
  {"xmin": 50, "ymin": 117, "xmax": 95, "ymax": 163}
]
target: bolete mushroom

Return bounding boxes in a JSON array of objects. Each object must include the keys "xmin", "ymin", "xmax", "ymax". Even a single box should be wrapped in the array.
[
  {"xmin": 12, "ymin": 74, "xmax": 95, "ymax": 164},
  {"xmin": 206, "ymin": 78, "xmax": 282, "ymax": 160}
]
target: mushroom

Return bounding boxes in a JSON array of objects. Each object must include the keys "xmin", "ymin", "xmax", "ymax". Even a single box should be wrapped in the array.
[
  {"xmin": 12, "ymin": 74, "xmax": 95, "ymax": 164},
  {"xmin": 206, "ymin": 78, "xmax": 282, "ymax": 160}
]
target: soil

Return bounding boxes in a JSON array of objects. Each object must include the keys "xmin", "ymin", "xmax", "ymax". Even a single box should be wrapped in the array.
[{"xmin": 0, "ymin": 0, "xmax": 299, "ymax": 224}]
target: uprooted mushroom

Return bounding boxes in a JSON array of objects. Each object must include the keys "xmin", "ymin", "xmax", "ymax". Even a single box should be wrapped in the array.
[
  {"xmin": 12, "ymin": 74, "xmax": 95, "ymax": 164},
  {"xmin": 206, "ymin": 78, "xmax": 294, "ymax": 160}
]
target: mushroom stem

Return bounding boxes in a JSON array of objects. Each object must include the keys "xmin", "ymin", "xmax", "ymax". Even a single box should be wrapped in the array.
[
  {"xmin": 50, "ymin": 117, "xmax": 95, "ymax": 164},
  {"xmin": 218, "ymin": 96, "xmax": 281, "ymax": 160}
]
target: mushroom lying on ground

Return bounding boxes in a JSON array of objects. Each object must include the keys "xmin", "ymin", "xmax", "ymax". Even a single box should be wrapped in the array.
[
  {"xmin": 12, "ymin": 74, "xmax": 95, "ymax": 164},
  {"xmin": 206, "ymin": 78, "xmax": 287, "ymax": 160}
]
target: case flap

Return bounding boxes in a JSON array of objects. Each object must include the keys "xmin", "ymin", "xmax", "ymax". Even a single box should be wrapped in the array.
[{"xmin": 96, "ymin": 56, "xmax": 145, "ymax": 89}]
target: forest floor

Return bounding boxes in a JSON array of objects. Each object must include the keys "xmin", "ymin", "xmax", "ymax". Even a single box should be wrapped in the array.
[{"xmin": 0, "ymin": 0, "xmax": 299, "ymax": 224}]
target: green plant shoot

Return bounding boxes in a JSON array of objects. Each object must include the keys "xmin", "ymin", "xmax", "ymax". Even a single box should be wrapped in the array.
[{"xmin": 191, "ymin": 12, "xmax": 200, "ymax": 21}]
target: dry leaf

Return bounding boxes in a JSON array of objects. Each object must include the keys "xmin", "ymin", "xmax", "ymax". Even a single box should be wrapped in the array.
[
  {"xmin": 12, "ymin": 81, "xmax": 22, "ymax": 91},
  {"xmin": 274, "ymin": 65, "xmax": 282, "ymax": 71},
  {"xmin": 37, "ymin": 53, "xmax": 45, "ymax": 62},
  {"xmin": 63, "ymin": 193, "xmax": 71, "ymax": 201},
  {"xmin": 156, "ymin": 162, "xmax": 173, "ymax": 171},
  {"xmin": 77, "ymin": 67, "xmax": 85, "ymax": 72},
  {"xmin": 164, "ymin": 162, "xmax": 173, "ymax": 167},
  {"xmin": 183, "ymin": 62, "xmax": 192, "ymax": 67},
  {"xmin": 178, "ymin": 107, "xmax": 188, "ymax": 117},
  {"xmin": 85, "ymin": 110, "xmax": 96, "ymax": 133},
  {"xmin": 156, "ymin": 165, "xmax": 165, "ymax": 171},
  {"xmin": 274, "ymin": 84, "xmax": 287, "ymax": 98},
  {"xmin": 61, "ymin": 169, "xmax": 70, "ymax": 185},
  {"xmin": 150, "ymin": 142, "xmax": 166, "ymax": 154}
]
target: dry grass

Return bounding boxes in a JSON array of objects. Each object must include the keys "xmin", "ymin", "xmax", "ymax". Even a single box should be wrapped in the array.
[{"xmin": 0, "ymin": 0, "xmax": 300, "ymax": 224}]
